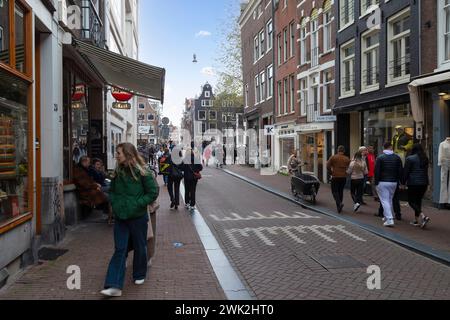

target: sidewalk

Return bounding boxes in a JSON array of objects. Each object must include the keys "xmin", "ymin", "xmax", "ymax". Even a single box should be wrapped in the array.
[
  {"xmin": 224, "ymin": 165, "xmax": 450, "ymax": 260},
  {"xmin": 0, "ymin": 178, "xmax": 226, "ymax": 300}
]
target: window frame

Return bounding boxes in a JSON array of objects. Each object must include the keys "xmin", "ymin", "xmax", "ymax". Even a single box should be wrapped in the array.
[
  {"xmin": 283, "ymin": 77, "xmax": 288, "ymax": 115},
  {"xmin": 438, "ymin": 0, "xmax": 450, "ymax": 69},
  {"xmin": 340, "ymin": 39, "xmax": 356, "ymax": 97},
  {"xmin": 323, "ymin": 70, "xmax": 334, "ymax": 113},
  {"xmin": 339, "ymin": 0, "xmax": 355, "ymax": 31},
  {"xmin": 300, "ymin": 20, "xmax": 308, "ymax": 65},
  {"xmin": 300, "ymin": 78, "xmax": 308, "ymax": 116},
  {"xmin": 198, "ymin": 110, "xmax": 206, "ymax": 120},
  {"xmin": 277, "ymin": 33, "xmax": 282, "ymax": 66},
  {"xmin": 361, "ymin": 29, "xmax": 380, "ymax": 92},
  {"xmin": 310, "ymin": 16, "xmax": 319, "ymax": 67},
  {"xmin": 209, "ymin": 110, "xmax": 217, "ymax": 121},
  {"xmin": 323, "ymin": 8, "xmax": 333, "ymax": 53},
  {"xmin": 283, "ymin": 27, "xmax": 288, "ymax": 62},
  {"xmin": 277, "ymin": 80, "xmax": 282, "ymax": 115},
  {"xmin": 289, "ymin": 74, "xmax": 295, "ymax": 113},
  {"xmin": 267, "ymin": 65, "xmax": 274, "ymax": 99},
  {"xmin": 289, "ymin": 21, "xmax": 295, "ymax": 58},
  {"xmin": 266, "ymin": 19, "xmax": 273, "ymax": 51}
]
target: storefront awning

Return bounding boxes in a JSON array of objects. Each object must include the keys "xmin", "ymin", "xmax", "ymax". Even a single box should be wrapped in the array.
[
  {"xmin": 72, "ymin": 39, "xmax": 165, "ymax": 103},
  {"xmin": 408, "ymin": 71, "xmax": 450, "ymax": 123}
]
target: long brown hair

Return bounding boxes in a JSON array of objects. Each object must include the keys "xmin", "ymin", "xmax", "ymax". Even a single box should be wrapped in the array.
[{"xmin": 114, "ymin": 142, "xmax": 147, "ymax": 180}]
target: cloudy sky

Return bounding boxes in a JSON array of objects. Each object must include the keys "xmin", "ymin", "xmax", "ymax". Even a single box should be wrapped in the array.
[{"xmin": 139, "ymin": 0, "xmax": 241, "ymax": 127}]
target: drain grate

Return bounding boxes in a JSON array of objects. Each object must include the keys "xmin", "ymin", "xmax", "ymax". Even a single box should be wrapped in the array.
[
  {"xmin": 309, "ymin": 255, "xmax": 366, "ymax": 270},
  {"xmin": 38, "ymin": 248, "xmax": 69, "ymax": 261}
]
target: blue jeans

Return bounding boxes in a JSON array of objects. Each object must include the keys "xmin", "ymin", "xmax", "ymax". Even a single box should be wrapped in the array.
[
  {"xmin": 104, "ymin": 214, "xmax": 149, "ymax": 289},
  {"xmin": 163, "ymin": 175, "xmax": 169, "ymax": 185}
]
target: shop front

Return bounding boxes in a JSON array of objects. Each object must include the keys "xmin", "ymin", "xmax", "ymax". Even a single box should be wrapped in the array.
[
  {"xmin": 297, "ymin": 123, "xmax": 334, "ymax": 183},
  {"xmin": 274, "ymin": 122, "xmax": 296, "ymax": 171},
  {"xmin": 0, "ymin": 0, "xmax": 34, "ymax": 277}
]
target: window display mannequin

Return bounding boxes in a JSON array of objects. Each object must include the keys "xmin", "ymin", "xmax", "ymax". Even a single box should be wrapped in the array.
[
  {"xmin": 438, "ymin": 137, "xmax": 450, "ymax": 205},
  {"xmin": 392, "ymin": 125, "xmax": 413, "ymax": 164}
]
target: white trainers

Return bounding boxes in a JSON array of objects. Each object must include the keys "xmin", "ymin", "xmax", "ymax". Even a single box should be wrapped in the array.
[
  {"xmin": 383, "ymin": 220, "xmax": 395, "ymax": 228},
  {"xmin": 353, "ymin": 203, "xmax": 361, "ymax": 213},
  {"xmin": 100, "ymin": 288, "xmax": 122, "ymax": 297},
  {"xmin": 134, "ymin": 279, "xmax": 145, "ymax": 285}
]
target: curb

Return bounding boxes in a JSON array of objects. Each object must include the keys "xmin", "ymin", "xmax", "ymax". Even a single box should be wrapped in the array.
[{"xmin": 222, "ymin": 168, "xmax": 450, "ymax": 267}]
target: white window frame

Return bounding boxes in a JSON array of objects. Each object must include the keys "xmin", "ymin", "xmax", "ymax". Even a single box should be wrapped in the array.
[
  {"xmin": 283, "ymin": 28, "xmax": 288, "ymax": 62},
  {"xmin": 209, "ymin": 122, "xmax": 217, "ymax": 131},
  {"xmin": 209, "ymin": 110, "xmax": 217, "ymax": 120},
  {"xmin": 284, "ymin": 77, "xmax": 288, "ymax": 114},
  {"xmin": 147, "ymin": 113, "xmax": 155, "ymax": 121},
  {"xmin": 255, "ymin": 74, "xmax": 260, "ymax": 104},
  {"xmin": 277, "ymin": 81, "xmax": 282, "ymax": 115},
  {"xmin": 267, "ymin": 65, "xmax": 273, "ymax": 99},
  {"xmin": 323, "ymin": 70, "xmax": 333, "ymax": 113},
  {"xmin": 361, "ymin": 29, "xmax": 380, "ymax": 92},
  {"xmin": 387, "ymin": 7, "xmax": 411, "ymax": 86},
  {"xmin": 254, "ymin": 35, "xmax": 259, "ymax": 62},
  {"xmin": 138, "ymin": 114, "xmax": 145, "ymax": 121},
  {"xmin": 300, "ymin": 23, "xmax": 308, "ymax": 65},
  {"xmin": 361, "ymin": 0, "xmax": 380, "ymax": 18},
  {"xmin": 260, "ymin": 71, "xmax": 266, "ymax": 102},
  {"xmin": 289, "ymin": 75, "xmax": 295, "ymax": 113},
  {"xmin": 310, "ymin": 73, "xmax": 320, "ymax": 121},
  {"xmin": 323, "ymin": 8, "xmax": 333, "ymax": 53},
  {"xmin": 311, "ymin": 17, "xmax": 319, "ymax": 67},
  {"xmin": 259, "ymin": 28, "xmax": 265, "ymax": 57},
  {"xmin": 205, "ymin": 91, "xmax": 211, "ymax": 98},
  {"xmin": 340, "ymin": 39, "xmax": 355, "ymax": 97},
  {"xmin": 289, "ymin": 21, "xmax": 295, "ymax": 58},
  {"xmin": 277, "ymin": 33, "xmax": 282, "ymax": 66},
  {"xmin": 267, "ymin": 19, "xmax": 273, "ymax": 51},
  {"xmin": 245, "ymin": 83, "xmax": 249, "ymax": 108},
  {"xmin": 438, "ymin": 0, "xmax": 450, "ymax": 70},
  {"xmin": 198, "ymin": 110, "xmax": 206, "ymax": 120},
  {"xmin": 138, "ymin": 103, "xmax": 145, "ymax": 109},
  {"xmin": 339, "ymin": 0, "xmax": 355, "ymax": 30},
  {"xmin": 300, "ymin": 78, "xmax": 308, "ymax": 116}
]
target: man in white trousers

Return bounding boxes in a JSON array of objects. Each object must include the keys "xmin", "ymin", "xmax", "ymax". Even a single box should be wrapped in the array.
[{"xmin": 374, "ymin": 142, "xmax": 403, "ymax": 227}]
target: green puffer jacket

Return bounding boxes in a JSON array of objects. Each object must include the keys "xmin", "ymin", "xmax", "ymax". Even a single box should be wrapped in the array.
[{"xmin": 109, "ymin": 167, "xmax": 159, "ymax": 220}]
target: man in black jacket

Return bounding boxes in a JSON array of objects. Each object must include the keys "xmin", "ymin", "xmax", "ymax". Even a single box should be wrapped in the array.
[{"xmin": 375, "ymin": 142, "xmax": 403, "ymax": 227}]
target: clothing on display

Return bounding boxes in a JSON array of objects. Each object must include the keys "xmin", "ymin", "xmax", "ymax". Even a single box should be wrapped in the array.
[{"xmin": 438, "ymin": 138, "xmax": 450, "ymax": 204}]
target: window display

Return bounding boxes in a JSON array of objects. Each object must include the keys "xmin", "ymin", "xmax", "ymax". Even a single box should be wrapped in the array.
[
  {"xmin": 0, "ymin": 69, "xmax": 29, "ymax": 225},
  {"xmin": 363, "ymin": 104, "xmax": 415, "ymax": 160}
]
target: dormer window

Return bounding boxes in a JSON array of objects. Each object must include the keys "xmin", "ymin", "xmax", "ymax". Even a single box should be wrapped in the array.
[{"xmin": 205, "ymin": 91, "xmax": 211, "ymax": 98}]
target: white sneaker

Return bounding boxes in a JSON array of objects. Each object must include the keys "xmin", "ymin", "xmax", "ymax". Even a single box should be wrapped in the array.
[
  {"xmin": 134, "ymin": 279, "xmax": 145, "ymax": 285},
  {"xmin": 100, "ymin": 288, "xmax": 122, "ymax": 297},
  {"xmin": 353, "ymin": 203, "xmax": 361, "ymax": 213},
  {"xmin": 383, "ymin": 220, "xmax": 395, "ymax": 228}
]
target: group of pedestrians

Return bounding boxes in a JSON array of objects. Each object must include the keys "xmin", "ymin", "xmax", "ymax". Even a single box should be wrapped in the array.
[{"xmin": 327, "ymin": 142, "xmax": 431, "ymax": 229}]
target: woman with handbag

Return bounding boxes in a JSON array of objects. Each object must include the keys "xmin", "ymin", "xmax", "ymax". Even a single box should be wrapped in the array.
[
  {"xmin": 167, "ymin": 146, "xmax": 183, "ymax": 210},
  {"xmin": 101, "ymin": 143, "xmax": 159, "ymax": 298},
  {"xmin": 183, "ymin": 142, "xmax": 203, "ymax": 211}
]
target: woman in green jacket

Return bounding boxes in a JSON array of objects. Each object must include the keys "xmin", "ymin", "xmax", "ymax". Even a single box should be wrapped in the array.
[{"xmin": 101, "ymin": 143, "xmax": 159, "ymax": 297}]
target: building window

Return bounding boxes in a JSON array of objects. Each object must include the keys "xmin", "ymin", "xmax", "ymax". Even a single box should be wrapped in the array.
[
  {"xmin": 205, "ymin": 91, "xmax": 211, "ymax": 98},
  {"xmin": 138, "ymin": 114, "xmax": 145, "ymax": 121},
  {"xmin": 209, "ymin": 123, "xmax": 217, "ymax": 131},
  {"xmin": 311, "ymin": 12, "xmax": 319, "ymax": 67},
  {"xmin": 341, "ymin": 40, "xmax": 355, "ymax": 96},
  {"xmin": 209, "ymin": 110, "xmax": 217, "ymax": 120},
  {"xmin": 323, "ymin": 2, "xmax": 333, "ymax": 52},
  {"xmin": 267, "ymin": 20, "xmax": 273, "ymax": 51},
  {"xmin": 245, "ymin": 84, "xmax": 249, "ymax": 107},
  {"xmin": 361, "ymin": 0, "xmax": 379, "ymax": 16},
  {"xmin": 300, "ymin": 78, "xmax": 308, "ymax": 116},
  {"xmin": 323, "ymin": 70, "xmax": 334, "ymax": 112},
  {"xmin": 388, "ymin": 8, "xmax": 410, "ymax": 84},
  {"xmin": 149, "ymin": 126, "xmax": 154, "ymax": 135},
  {"xmin": 289, "ymin": 21, "xmax": 295, "ymax": 58},
  {"xmin": 339, "ymin": 0, "xmax": 355, "ymax": 29},
  {"xmin": 277, "ymin": 81, "xmax": 282, "ymax": 115},
  {"xmin": 444, "ymin": 0, "xmax": 450, "ymax": 62},
  {"xmin": 199, "ymin": 110, "xmax": 206, "ymax": 120},
  {"xmin": 201, "ymin": 122, "xmax": 206, "ymax": 133},
  {"xmin": 277, "ymin": 33, "xmax": 282, "ymax": 66},
  {"xmin": 254, "ymin": 35, "xmax": 259, "ymax": 62},
  {"xmin": 255, "ymin": 74, "xmax": 260, "ymax": 104},
  {"xmin": 139, "ymin": 103, "xmax": 145, "ymax": 109},
  {"xmin": 147, "ymin": 114, "xmax": 155, "ymax": 121},
  {"xmin": 309, "ymin": 74, "xmax": 319, "ymax": 122},
  {"xmin": 259, "ymin": 29, "xmax": 265, "ymax": 57},
  {"xmin": 300, "ymin": 19, "xmax": 308, "ymax": 64},
  {"xmin": 267, "ymin": 65, "xmax": 273, "ymax": 99},
  {"xmin": 289, "ymin": 74, "xmax": 295, "ymax": 113},
  {"xmin": 284, "ymin": 78, "xmax": 288, "ymax": 114},
  {"xmin": 283, "ymin": 28, "xmax": 288, "ymax": 62},
  {"xmin": 362, "ymin": 30, "xmax": 380, "ymax": 90},
  {"xmin": 201, "ymin": 100, "xmax": 213, "ymax": 107},
  {"xmin": 260, "ymin": 71, "xmax": 266, "ymax": 101}
]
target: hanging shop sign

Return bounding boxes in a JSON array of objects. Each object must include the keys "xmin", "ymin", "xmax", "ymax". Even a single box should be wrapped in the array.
[
  {"xmin": 112, "ymin": 87, "xmax": 133, "ymax": 110},
  {"xmin": 72, "ymin": 84, "xmax": 85, "ymax": 101}
]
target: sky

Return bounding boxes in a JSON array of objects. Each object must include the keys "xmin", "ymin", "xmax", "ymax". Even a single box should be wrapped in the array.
[{"xmin": 139, "ymin": 0, "xmax": 241, "ymax": 128}]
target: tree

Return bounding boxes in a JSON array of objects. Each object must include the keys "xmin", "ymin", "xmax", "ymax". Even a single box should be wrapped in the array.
[{"xmin": 214, "ymin": 0, "xmax": 244, "ymax": 104}]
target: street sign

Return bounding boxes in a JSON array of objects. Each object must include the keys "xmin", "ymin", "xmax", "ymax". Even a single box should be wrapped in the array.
[
  {"xmin": 162, "ymin": 117, "xmax": 170, "ymax": 125},
  {"xmin": 315, "ymin": 115, "xmax": 337, "ymax": 122},
  {"xmin": 264, "ymin": 125, "xmax": 275, "ymax": 136},
  {"xmin": 138, "ymin": 126, "xmax": 150, "ymax": 134}
]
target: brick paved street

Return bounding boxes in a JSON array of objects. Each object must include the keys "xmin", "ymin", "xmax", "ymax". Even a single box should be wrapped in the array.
[
  {"xmin": 225, "ymin": 165, "xmax": 450, "ymax": 256},
  {"xmin": 0, "ymin": 178, "xmax": 225, "ymax": 300},
  {"xmin": 195, "ymin": 168, "xmax": 450, "ymax": 300}
]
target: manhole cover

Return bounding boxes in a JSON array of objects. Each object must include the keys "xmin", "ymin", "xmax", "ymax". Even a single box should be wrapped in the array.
[
  {"xmin": 173, "ymin": 242, "xmax": 184, "ymax": 248},
  {"xmin": 38, "ymin": 248, "xmax": 69, "ymax": 261},
  {"xmin": 310, "ymin": 255, "xmax": 366, "ymax": 270}
]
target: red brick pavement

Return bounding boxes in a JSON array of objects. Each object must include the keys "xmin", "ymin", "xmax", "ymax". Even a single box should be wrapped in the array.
[
  {"xmin": 0, "ymin": 178, "xmax": 225, "ymax": 300},
  {"xmin": 224, "ymin": 165, "xmax": 450, "ymax": 255}
]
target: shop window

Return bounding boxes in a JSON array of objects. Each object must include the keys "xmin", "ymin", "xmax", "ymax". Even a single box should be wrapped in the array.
[
  {"xmin": 0, "ymin": 68, "xmax": 30, "ymax": 225},
  {"xmin": 0, "ymin": 0, "xmax": 10, "ymax": 65}
]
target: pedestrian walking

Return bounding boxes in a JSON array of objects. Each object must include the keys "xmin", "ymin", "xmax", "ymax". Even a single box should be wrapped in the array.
[
  {"xmin": 375, "ymin": 142, "xmax": 403, "ymax": 228},
  {"xmin": 183, "ymin": 142, "xmax": 203, "ymax": 211},
  {"xmin": 366, "ymin": 145, "xmax": 378, "ymax": 201},
  {"xmin": 347, "ymin": 151, "xmax": 368, "ymax": 213},
  {"xmin": 403, "ymin": 143, "xmax": 431, "ymax": 228},
  {"xmin": 158, "ymin": 147, "xmax": 171, "ymax": 186},
  {"xmin": 327, "ymin": 146, "xmax": 351, "ymax": 213},
  {"xmin": 101, "ymin": 143, "xmax": 159, "ymax": 297},
  {"xmin": 167, "ymin": 146, "xmax": 183, "ymax": 210},
  {"xmin": 148, "ymin": 145, "xmax": 156, "ymax": 166},
  {"xmin": 203, "ymin": 143, "xmax": 212, "ymax": 167}
]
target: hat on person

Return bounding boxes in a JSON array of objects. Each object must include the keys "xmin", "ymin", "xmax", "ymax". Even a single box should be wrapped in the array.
[{"xmin": 395, "ymin": 125, "xmax": 403, "ymax": 129}]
